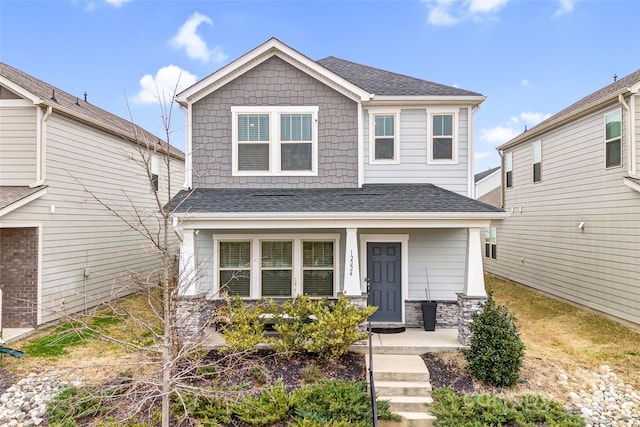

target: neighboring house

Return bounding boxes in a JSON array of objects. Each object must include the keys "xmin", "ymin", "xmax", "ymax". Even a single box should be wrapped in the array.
[
  {"xmin": 484, "ymin": 69, "xmax": 640, "ymax": 326},
  {"xmin": 474, "ymin": 166, "xmax": 501, "ymax": 208},
  {"xmin": 171, "ymin": 38, "xmax": 505, "ymax": 343},
  {"xmin": 0, "ymin": 63, "xmax": 185, "ymax": 338}
]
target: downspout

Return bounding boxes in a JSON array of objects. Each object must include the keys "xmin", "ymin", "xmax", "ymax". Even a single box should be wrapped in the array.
[
  {"xmin": 30, "ymin": 105, "xmax": 52, "ymax": 188},
  {"xmin": 469, "ymin": 104, "xmax": 481, "ymax": 198},
  {"xmin": 618, "ymin": 94, "xmax": 633, "ymax": 176}
]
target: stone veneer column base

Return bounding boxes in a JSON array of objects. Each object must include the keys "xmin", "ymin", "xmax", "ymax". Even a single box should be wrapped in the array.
[
  {"xmin": 457, "ymin": 293, "xmax": 487, "ymax": 346},
  {"xmin": 345, "ymin": 294, "xmax": 369, "ymax": 333},
  {"xmin": 175, "ymin": 294, "xmax": 209, "ymax": 345}
]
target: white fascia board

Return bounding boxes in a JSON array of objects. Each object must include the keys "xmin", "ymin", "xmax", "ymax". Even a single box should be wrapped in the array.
[
  {"xmin": 176, "ymin": 38, "xmax": 370, "ymax": 105},
  {"xmin": 623, "ymin": 177, "xmax": 640, "ymax": 193},
  {"xmin": 366, "ymin": 95, "xmax": 486, "ymax": 106},
  {"xmin": 476, "ymin": 168, "xmax": 501, "ymax": 185},
  {"xmin": 0, "ymin": 188, "xmax": 47, "ymax": 218},
  {"xmin": 0, "ymin": 76, "xmax": 41, "ymax": 104}
]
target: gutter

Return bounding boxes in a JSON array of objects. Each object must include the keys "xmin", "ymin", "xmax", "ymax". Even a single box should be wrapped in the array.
[{"xmin": 29, "ymin": 105, "xmax": 52, "ymax": 188}]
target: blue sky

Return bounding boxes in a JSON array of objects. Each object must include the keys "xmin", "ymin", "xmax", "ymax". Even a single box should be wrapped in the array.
[{"xmin": 1, "ymin": 0, "xmax": 639, "ymax": 173}]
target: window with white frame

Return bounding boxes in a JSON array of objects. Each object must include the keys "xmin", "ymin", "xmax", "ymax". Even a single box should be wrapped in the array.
[
  {"xmin": 372, "ymin": 114, "xmax": 396, "ymax": 161},
  {"xmin": 219, "ymin": 241, "xmax": 251, "ymax": 296},
  {"xmin": 532, "ymin": 141, "xmax": 542, "ymax": 183},
  {"xmin": 605, "ymin": 110, "xmax": 622, "ymax": 168},
  {"xmin": 150, "ymin": 155, "xmax": 159, "ymax": 191},
  {"xmin": 505, "ymin": 151, "xmax": 513, "ymax": 188},
  {"xmin": 232, "ymin": 107, "xmax": 318, "ymax": 175},
  {"xmin": 429, "ymin": 112, "xmax": 456, "ymax": 162},
  {"xmin": 261, "ymin": 241, "xmax": 293, "ymax": 297},
  {"xmin": 302, "ymin": 241, "xmax": 334, "ymax": 296},
  {"xmin": 484, "ymin": 228, "xmax": 497, "ymax": 259}
]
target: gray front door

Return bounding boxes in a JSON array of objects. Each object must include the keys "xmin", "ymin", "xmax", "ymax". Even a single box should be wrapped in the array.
[{"xmin": 367, "ymin": 242, "xmax": 401, "ymax": 322}]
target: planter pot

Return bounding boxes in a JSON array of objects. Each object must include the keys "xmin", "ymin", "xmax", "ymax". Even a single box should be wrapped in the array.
[{"xmin": 421, "ymin": 301, "xmax": 438, "ymax": 331}]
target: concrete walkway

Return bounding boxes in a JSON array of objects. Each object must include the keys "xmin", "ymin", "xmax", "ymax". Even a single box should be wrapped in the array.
[{"xmin": 350, "ymin": 327, "xmax": 464, "ymax": 354}]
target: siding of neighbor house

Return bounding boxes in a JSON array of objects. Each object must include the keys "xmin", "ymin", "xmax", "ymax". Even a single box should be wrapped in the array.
[
  {"xmin": 0, "ymin": 105, "xmax": 37, "ymax": 186},
  {"xmin": 192, "ymin": 56, "xmax": 359, "ymax": 189},
  {"xmin": 195, "ymin": 228, "xmax": 467, "ymax": 301},
  {"xmin": 636, "ymin": 95, "xmax": 640, "ymax": 172},
  {"xmin": 1, "ymin": 112, "xmax": 182, "ymax": 324},
  {"xmin": 484, "ymin": 100, "xmax": 640, "ymax": 325},
  {"xmin": 363, "ymin": 108, "xmax": 470, "ymax": 196}
]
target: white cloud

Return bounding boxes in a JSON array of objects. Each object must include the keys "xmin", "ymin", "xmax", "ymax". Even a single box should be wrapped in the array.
[
  {"xmin": 171, "ymin": 12, "xmax": 227, "ymax": 63},
  {"xmin": 481, "ymin": 111, "xmax": 552, "ymax": 146},
  {"xmin": 133, "ymin": 65, "xmax": 197, "ymax": 104},
  {"xmin": 104, "ymin": 0, "xmax": 131, "ymax": 6},
  {"xmin": 521, "ymin": 79, "xmax": 530, "ymax": 87},
  {"xmin": 553, "ymin": 0, "xmax": 575, "ymax": 17},
  {"xmin": 474, "ymin": 151, "xmax": 492, "ymax": 160},
  {"xmin": 423, "ymin": 0, "xmax": 510, "ymax": 26},
  {"xmin": 480, "ymin": 126, "xmax": 520, "ymax": 146},
  {"xmin": 519, "ymin": 111, "xmax": 552, "ymax": 125}
]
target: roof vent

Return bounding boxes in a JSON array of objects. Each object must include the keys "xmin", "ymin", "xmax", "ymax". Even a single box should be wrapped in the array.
[
  {"xmin": 84, "ymin": 92, "xmax": 88, "ymax": 103},
  {"xmin": 50, "ymin": 89, "xmax": 57, "ymax": 102},
  {"xmin": 613, "ymin": 74, "xmax": 617, "ymax": 82},
  {"xmin": 75, "ymin": 97, "xmax": 80, "ymax": 106}
]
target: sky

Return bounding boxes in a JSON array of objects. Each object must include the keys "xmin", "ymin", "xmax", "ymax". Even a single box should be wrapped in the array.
[{"xmin": 1, "ymin": 0, "xmax": 639, "ymax": 174}]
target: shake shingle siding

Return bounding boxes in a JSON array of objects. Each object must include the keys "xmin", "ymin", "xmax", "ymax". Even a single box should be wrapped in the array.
[
  {"xmin": 192, "ymin": 56, "xmax": 359, "ymax": 188},
  {"xmin": 485, "ymin": 103, "xmax": 640, "ymax": 325}
]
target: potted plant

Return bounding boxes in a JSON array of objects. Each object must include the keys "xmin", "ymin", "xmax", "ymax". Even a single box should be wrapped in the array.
[{"xmin": 421, "ymin": 267, "xmax": 437, "ymax": 331}]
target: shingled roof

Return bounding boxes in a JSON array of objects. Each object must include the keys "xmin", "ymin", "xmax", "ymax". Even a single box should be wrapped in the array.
[
  {"xmin": 317, "ymin": 56, "xmax": 483, "ymax": 97},
  {"xmin": 170, "ymin": 184, "xmax": 503, "ymax": 215},
  {"xmin": 500, "ymin": 68, "xmax": 640, "ymax": 150},
  {"xmin": 0, "ymin": 62, "xmax": 183, "ymax": 160}
]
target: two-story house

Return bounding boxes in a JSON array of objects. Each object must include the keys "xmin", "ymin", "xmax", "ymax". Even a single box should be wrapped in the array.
[
  {"xmin": 0, "ymin": 63, "xmax": 184, "ymax": 340},
  {"xmin": 171, "ymin": 38, "xmax": 505, "ymax": 343},
  {"xmin": 484, "ymin": 69, "xmax": 640, "ymax": 327}
]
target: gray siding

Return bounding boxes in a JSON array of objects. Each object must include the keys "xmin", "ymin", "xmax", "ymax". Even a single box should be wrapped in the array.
[
  {"xmin": 192, "ymin": 56, "xmax": 358, "ymax": 188},
  {"xmin": 363, "ymin": 108, "xmax": 469, "ymax": 196},
  {"xmin": 485, "ymin": 103, "xmax": 640, "ymax": 325},
  {"xmin": 635, "ymin": 94, "xmax": 640, "ymax": 174},
  {"xmin": 1, "ymin": 113, "xmax": 183, "ymax": 324},
  {"xmin": 0, "ymin": 105, "xmax": 37, "ymax": 185}
]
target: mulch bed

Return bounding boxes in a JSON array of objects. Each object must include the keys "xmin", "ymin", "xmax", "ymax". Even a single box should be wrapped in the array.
[
  {"xmin": 0, "ymin": 366, "xmax": 16, "ymax": 395},
  {"xmin": 421, "ymin": 352, "xmax": 476, "ymax": 395}
]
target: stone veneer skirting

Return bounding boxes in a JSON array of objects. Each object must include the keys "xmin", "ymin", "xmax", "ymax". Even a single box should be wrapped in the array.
[
  {"xmin": 457, "ymin": 293, "xmax": 488, "ymax": 345},
  {"xmin": 404, "ymin": 300, "xmax": 459, "ymax": 329}
]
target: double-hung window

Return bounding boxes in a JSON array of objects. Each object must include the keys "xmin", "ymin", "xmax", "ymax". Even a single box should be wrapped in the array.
[
  {"xmin": 372, "ymin": 114, "xmax": 397, "ymax": 161},
  {"xmin": 302, "ymin": 241, "xmax": 334, "ymax": 297},
  {"xmin": 605, "ymin": 110, "xmax": 622, "ymax": 168},
  {"xmin": 219, "ymin": 241, "xmax": 251, "ymax": 296},
  {"xmin": 150, "ymin": 155, "xmax": 159, "ymax": 191},
  {"xmin": 232, "ymin": 107, "xmax": 318, "ymax": 175},
  {"xmin": 532, "ymin": 141, "xmax": 542, "ymax": 183},
  {"xmin": 429, "ymin": 111, "xmax": 457, "ymax": 163},
  {"xmin": 484, "ymin": 228, "xmax": 497, "ymax": 259},
  {"xmin": 505, "ymin": 152, "xmax": 513, "ymax": 188},
  {"xmin": 261, "ymin": 241, "xmax": 293, "ymax": 297}
]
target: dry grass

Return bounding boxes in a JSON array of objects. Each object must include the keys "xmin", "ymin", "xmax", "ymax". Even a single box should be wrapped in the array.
[{"xmin": 486, "ymin": 274, "xmax": 640, "ymax": 390}]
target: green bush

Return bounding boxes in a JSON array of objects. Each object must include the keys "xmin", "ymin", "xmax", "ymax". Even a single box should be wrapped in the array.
[
  {"xmin": 217, "ymin": 297, "xmax": 278, "ymax": 353},
  {"xmin": 464, "ymin": 293, "xmax": 526, "ymax": 387},
  {"xmin": 271, "ymin": 296, "xmax": 316, "ymax": 355},
  {"xmin": 429, "ymin": 387, "xmax": 584, "ymax": 427},
  {"xmin": 46, "ymin": 385, "xmax": 119, "ymax": 426},
  {"xmin": 231, "ymin": 380, "xmax": 292, "ymax": 426}
]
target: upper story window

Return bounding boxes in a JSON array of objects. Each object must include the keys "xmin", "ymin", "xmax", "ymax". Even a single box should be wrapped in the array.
[
  {"xmin": 428, "ymin": 110, "xmax": 457, "ymax": 163},
  {"xmin": 505, "ymin": 151, "xmax": 513, "ymax": 188},
  {"xmin": 605, "ymin": 109, "xmax": 622, "ymax": 168},
  {"xmin": 368, "ymin": 110, "xmax": 399, "ymax": 164},
  {"xmin": 532, "ymin": 141, "xmax": 542, "ymax": 183},
  {"xmin": 151, "ymin": 155, "xmax": 159, "ymax": 192},
  {"xmin": 232, "ymin": 106, "xmax": 318, "ymax": 176}
]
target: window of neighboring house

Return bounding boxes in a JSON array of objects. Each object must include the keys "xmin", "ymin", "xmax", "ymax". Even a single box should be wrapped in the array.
[
  {"xmin": 505, "ymin": 151, "xmax": 513, "ymax": 188},
  {"xmin": 533, "ymin": 141, "xmax": 542, "ymax": 183},
  {"xmin": 219, "ymin": 241, "xmax": 251, "ymax": 296},
  {"xmin": 261, "ymin": 241, "xmax": 293, "ymax": 297},
  {"xmin": 430, "ymin": 113, "xmax": 456, "ymax": 162},
  {"xmin": 302, "ymin": 241, "xmax": 335, "ymax": 297},
  {"xmin": 232, "ymin": 107, "xmax": 318, "ymax": 175},
  {"xmin": 605, "ymin": 110, "xmax": 622, "ymax": 168},
  {"xmin": 151, "ymin": 155, "xmax": 159, "ymax": 191},
  {"xmin": 484, "ymin": 228, "xmax": 497, "ymax": 259},
  {"xmin": 372, "ymin": 114, "xmax": 397, "ymax": 162}
]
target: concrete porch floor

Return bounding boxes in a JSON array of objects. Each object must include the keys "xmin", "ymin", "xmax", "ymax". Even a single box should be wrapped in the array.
[{"xmin": 201, "ymin": 327, "xmax": 465, "ymax": 355}]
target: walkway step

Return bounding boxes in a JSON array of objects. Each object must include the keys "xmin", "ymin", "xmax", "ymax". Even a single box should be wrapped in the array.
[
  {"xmin": 380, "ymin": 395, "xmax": 434, "ymax": 412},
  {"xmin": 367, "ymin": 355, "xmax": 430, "ymax": 382},
  {"xmin": 375, "ymin": 380, "xmax": 431, "ymax": 397},
  {"xmin": 379, "ymin": 411, "xmax": 437, "ymax": 427}
]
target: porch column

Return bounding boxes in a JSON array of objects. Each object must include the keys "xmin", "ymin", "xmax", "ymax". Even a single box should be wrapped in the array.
[
  {"xmin": 178, "ymin": 228, "xmax": 198, "ymax": 296},
  {"xmin": 343, "ymin": 228, "xmax": 362, "ymax": 296},
  {"xmin": 463, "ymin": 227, "xmax": 487, "ymax": 297}
]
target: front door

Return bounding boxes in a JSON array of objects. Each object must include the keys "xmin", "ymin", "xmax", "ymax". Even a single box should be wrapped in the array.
[{"xmin": 367, "ymin": 242, "xmax": 401, "ymax": 322}]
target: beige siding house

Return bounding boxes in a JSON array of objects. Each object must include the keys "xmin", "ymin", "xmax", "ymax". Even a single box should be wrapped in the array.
[
  {"xmin": 0, "ymin": 63, "xmax": 184, "ymax": 339},
  {"xmin": 484, "ymin": 69, "xmax": 640, "ymax": 326}
]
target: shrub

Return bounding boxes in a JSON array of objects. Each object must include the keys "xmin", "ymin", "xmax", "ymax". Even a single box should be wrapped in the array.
[
  {"xmin": 46, "ymin": 386, "xmax": 118, "ymax": 426},
  {"xmin": 464, "ymin": 293, "xmax": 525, "ymax": 387},
  {"xmin": 231, "ymin": 380, "xmax": 292, "ymax": 426},
  {"xmin": 429, "ymin": 387, "xmax": 584, "ymax": 427},
  {"xmin": 217, "ymin": 297, "xmax": 278, "ymax": 353},
  {"xmin": 271, "ymin": 296, "xmax": 316, "ymax": 355}
]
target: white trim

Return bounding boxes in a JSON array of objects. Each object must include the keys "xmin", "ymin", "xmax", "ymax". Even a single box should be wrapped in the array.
[
  {"xmin": 0, "ymin": 99, "xmax": 35, "ymax": 107},
  {"xmin": 463, "ymin": 227, "xmax": 487, "ymax": 297},
  {"xmin": 368, "ymin": 108, "xmax": 401, "ymax": 165},
  {"xmin": 359, "ymin": 233, "xmax": 409, "ymax": 324},
  {"xmin": 176, "ymin": 38, "xmax": 370, "ymax": 104},
  {"xmin": 183, "ymin": 103, "xmax": 193, "ymax": 189},
  {"xmin": 0, "ymin": 76, "xmax": 42, "ymax": 104},
  {"xmin": 427, "ymin": 108, "xmax": 458, "ymax": 164},
  {"xmin": 604, "ymin": 108, "xmax": 623, "ymax": 169},
  {"xmin": 366, "ymin": 95, "xmax": 486, "ymax": 105},
  {"xmin": 631, "ymin": 93, "xmax": 637, "ymax": 175},
  {"xmin": 623, "ymin": 177, "xmax": 640, "ymax": 192},
  {"xmin": 532, "ymin": 140, "xmax": 542, "ymax": 183},
  {"xmin": 212, "ymin": 233, "xmax": 341, "ymax": 299},
  {"xmin": 231, "ymin": 106, "xmax": 319, "ymax": 176},
  {"xmin": 357, "ymin": 103, "xmax": 364, "ymax": 187},
  {"xmin": 0, "ymin": 187, "xmax": 47, "ymax": 218}
]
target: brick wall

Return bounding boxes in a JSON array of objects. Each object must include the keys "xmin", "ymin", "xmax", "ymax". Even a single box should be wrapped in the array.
[
  {"xmin": 192, "ymin": 56, "xmax": 359, "ymax": 188},
  {"xmin": 0, "ymin": 227, "xmax": 38, "ymax": 328}
]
